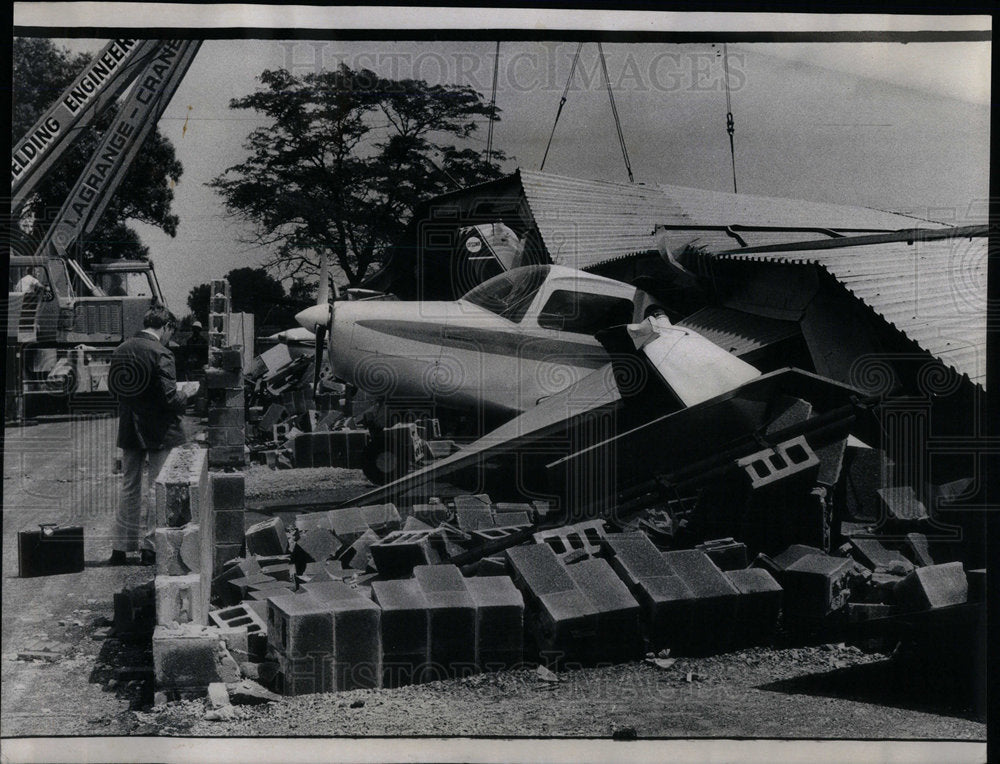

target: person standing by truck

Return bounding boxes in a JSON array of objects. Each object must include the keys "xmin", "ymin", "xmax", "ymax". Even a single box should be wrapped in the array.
[{"xmin": 107, "ymin": 305, "xmax": 195, "ymax": 565}]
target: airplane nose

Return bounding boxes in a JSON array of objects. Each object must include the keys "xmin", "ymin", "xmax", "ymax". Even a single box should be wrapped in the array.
[{"xmin": 295, "ymin": 303, "xmax": 331, "ymax": 331}]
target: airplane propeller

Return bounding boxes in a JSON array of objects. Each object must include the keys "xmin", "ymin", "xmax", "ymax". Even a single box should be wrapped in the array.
[{"xmin": 294, "ymin": 251, "xmax": 338, "ymax": 397}]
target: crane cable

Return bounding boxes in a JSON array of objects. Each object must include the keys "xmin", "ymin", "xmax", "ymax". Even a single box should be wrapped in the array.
[
  {"xmin": 597, "ymin": 42, "xmax": 634, "ymax": 184},
  {"xmin": 486, "ymin": 41, "xmax": 500, "ymax": 166},
  {"xmin": 539, "ymin": 42, "xmax": 583, "ymax": 172},
  {"xmin": 723, "ymin": 43, "xmax": 737, "ymax": 194}
]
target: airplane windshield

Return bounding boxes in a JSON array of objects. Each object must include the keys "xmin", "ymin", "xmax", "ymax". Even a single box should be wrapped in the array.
[{"xmin": 461, "ymin": 265, "xmax": 550, "ymax": 323}]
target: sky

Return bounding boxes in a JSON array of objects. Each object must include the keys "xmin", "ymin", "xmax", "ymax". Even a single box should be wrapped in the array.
[{"xmin": 41, "ymin": 36, "xmax": 991, "ymax": 316}]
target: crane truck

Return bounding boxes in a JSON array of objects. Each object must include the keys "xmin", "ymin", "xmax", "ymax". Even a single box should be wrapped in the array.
[{"xmin": 7, "ymin": 39, "xmax": 200, "ymax": 418}]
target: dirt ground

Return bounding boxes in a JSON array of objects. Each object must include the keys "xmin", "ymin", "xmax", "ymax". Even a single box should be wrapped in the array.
[{"xmin": 1, "ymin": 416, "xmax": 987, "ymax": 744}]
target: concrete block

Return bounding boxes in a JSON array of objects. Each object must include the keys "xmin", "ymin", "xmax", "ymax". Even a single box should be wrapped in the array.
[
  {"xmin": 695, "ymin": 538, "xmax": 748, "ymax": 571},
  {"xmin": 295, "ymin": 512, "xmax": 333, "ymax": 533},
  {"xmin": 299, "ymin": 583, "xmax": 382, "ymax": 691},
  {"xmin": 329, "ymin": 429, "xmax": 369, "ymax": 469},
  {"xmin": 877, "ymin": 486, "xmax": 929, "ymax": 522},
  {"xmin": 465, "ymin": 576, "xmax": 524, "ymax": 671},
  {"xmin": 780, "ymin": 554, "xmax": 856, "ymax": 622},
  {"xmin": 771, "ymin": 544, "xmax": 825, "ymax": 572},
  {"xmin": 208, "ymin": 426, "xmax": 246, "ymax": 447},
  {"xmin": 340, "ymin": 528, "xmax": 379, "ymax": 572},
  {"xmin": 153, "ymin": 624, "xmax": 223, "ymax": 690},
  {"xmin": 213, "ymin": 545, "xmax": 244, "ymax": 578},
  {"xmin": 155, "ymin": 574, "xmax": 208, "ymax": 626},
  {"xmin": 453, "ymin": 494, "xmax": 492, "ymax": 511},
  {"xmin": 533, "ymin": 519, "xmax": 607, "ymax": 563},
  {"xmin": 725, "ymin": 568, "xmax": 783, "ymax": 644},
  {"xmin": 209, "ymin": 472, "xmax": 245, "ymax": 512},
  {"xmin": 505, "ymin": 544, "xmax": 598, "ymax": 661},
  {"xmin": 370, "ymin": 530, "xmax": 440, "ymax": 579},
  {"xmin": 292, "ymin": 529, "xmax": 342, "ymax": 574},
  {"xmin": 179, "ymin": 525, "xmax": 201, "ymax": 573},
  {"xmin": 207, "ymin": 386, "xmax": 244, "ymax": 409},
  {"xmin": 414, "ymin": 565, "xmax": 477, "ymax": 679},
  {"xmin": 565, "ymin": 558, "xmax": 642, "ymax": 661},
  {"xmin": 893, "ymin": 562, "xmax": 967, "ymax": 612},
  {"xmin": 601, "ymin": 532, "xmax": 675, "ymax": 587},
  {"xmin": 266, "ymin": 592, "xmax": 335, "ymax": 688},
  {"xmin": 403, "ymin": 516, "xmax": 433, "ymax": 532},
  {"xmin": 493, "ymin": 510, "xmax": 532, "ymax": 527},
  {"xmin": 214, "ymin": 510, "xmax": 246, "ymax": 548},
  {"xmin": 154, "ymin": 447, "xmax": 208, "ymax": 527},
  {"xmin": 245, "ymin": 517, "xmax": 288, "ymax": 557},
  {"xmin": 371, "ymin": 579, "xmax": 430, "ymax": 687},
  {"xmin": 661, "ymin": 550, "xmax": 740, "ymax": 651},
  {"xmin": 456, "ymin": 506, "xmax": 496, "ymax": 531},
  {"xmin": 209, "ymin": 445, "xmax": 246, "ymax": 469},
  {"xmin": 327, "ymin": 506, "xmax": 370, "ymax": 545},
  {"xmin": 155, "ymin": 527, "xmax": 189, "ymax": 576},
  {"xmin": 259, "ymin": 403, "xmax": 288, "ymax": 432},
  {"xmin": 412, "ymin": 501, "xmax": 451, "ymax": 526},
  {"xmin": 209, "ymin": 603, "xmax": 267, "ymax": 639},
  {"xmin": 209, "ymin": 346, "xmax": 243, "ymax": 371},
  {"xmin": 358, "ymin": 503, "xmax": 402, "ymax": 534},
  {"xmin": 226, "ymin": 572, "xmax": 277, "ymax": 605},
  {"xmin": 205, "ymin": 367, "xmax": 243, "ymax": 389},
  {"xmin": 847, "ymin": 537, "xmax": 913, "ymax": 573}
]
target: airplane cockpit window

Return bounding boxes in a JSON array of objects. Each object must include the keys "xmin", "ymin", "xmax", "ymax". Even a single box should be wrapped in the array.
[
  {"xmin": 462, "ymin": 265, "xmax": 550, "ymax": 323},
  {"xmin": 537, "ymin": 290, "xmax": 635, "ymax": 334}
]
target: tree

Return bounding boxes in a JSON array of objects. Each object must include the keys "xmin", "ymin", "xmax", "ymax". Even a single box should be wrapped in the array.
[
  {"xmin": 187, "ymin": 267, "xmax": 296, "ymax": 332},
  {"xmin": 12, "ymin": 38, "xmax": 183, "ymax": 266},
  {"xmin": 209, "ymin": 64, "xmax": 506, "ymax": 286},
  {"xmin": 186, "ymin": 283, "xmax": 212, "ymax": 327}
]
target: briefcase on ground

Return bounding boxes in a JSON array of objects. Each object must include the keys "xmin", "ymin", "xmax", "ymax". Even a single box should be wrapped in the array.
[{"xmin": 18, "ymin": 524, "xmax": 85, "ymax": 577}]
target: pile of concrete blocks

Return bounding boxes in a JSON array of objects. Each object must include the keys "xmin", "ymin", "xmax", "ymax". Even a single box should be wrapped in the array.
[{"xmin": 205, "ymin": 278, "xmax": 246, "ymax": 470}]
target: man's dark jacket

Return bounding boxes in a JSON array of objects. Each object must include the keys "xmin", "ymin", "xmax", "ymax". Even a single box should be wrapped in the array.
[{"xmin": 109, "ymin": 331, "xmax": 187, "ymax": 450}]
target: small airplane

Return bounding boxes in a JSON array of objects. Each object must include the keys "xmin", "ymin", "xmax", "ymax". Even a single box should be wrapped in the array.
[{"xmin": 295, "ymin": 263, "xmax": 666, "ymax": 435}]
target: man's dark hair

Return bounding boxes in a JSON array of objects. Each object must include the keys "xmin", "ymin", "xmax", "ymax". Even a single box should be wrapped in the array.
[{"xmin": 143, "ymin": 304, "xmax": 178, "ymax": 329}]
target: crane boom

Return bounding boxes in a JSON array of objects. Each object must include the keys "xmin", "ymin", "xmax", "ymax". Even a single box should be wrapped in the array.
[
  {"xmin": 35, "ymin": 40, "xmax": 202, "ymax": 266},
  {"xmin": 11, "ymin": 38, "xmax": 161, "ymax": 212}
]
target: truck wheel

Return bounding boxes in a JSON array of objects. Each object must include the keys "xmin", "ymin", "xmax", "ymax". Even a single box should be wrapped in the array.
[{"xmin": 361, "ymin": 435, "xmax": 411, "ymax": 485}]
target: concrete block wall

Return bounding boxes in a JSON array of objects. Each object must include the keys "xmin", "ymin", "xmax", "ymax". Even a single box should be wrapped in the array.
[
  {"xmin": 206, "ymin": 278, "xmax": 246, "ymax": 470},
  {"xmin": 152, "ymin": 447, "xmax": 210, "ymax": 627}
]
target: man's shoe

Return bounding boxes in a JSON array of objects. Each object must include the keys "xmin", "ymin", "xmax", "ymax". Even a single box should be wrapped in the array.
[
  {"xmin": 108, "ymin": 550, "xmax": 128, "ymax": 566},
  {"xmin": 139, "ymin": 550, "xmax": 156, "ymax": 566}
]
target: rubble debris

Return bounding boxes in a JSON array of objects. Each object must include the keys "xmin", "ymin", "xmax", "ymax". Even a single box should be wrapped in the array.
[
  {"xmin": 845, "ymin": 537, "xmax": 914, "ymax": 573},
  {"xmin": 877, "ymin": 486, "xmax": 929, "ymax": 523},
  {"xmin": 725, "ymin": 568, "xmax": 782, "ymax": 645}
]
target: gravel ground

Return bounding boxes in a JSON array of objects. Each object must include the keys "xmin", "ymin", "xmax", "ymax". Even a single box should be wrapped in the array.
[{"xmin": 132, "ymin": 643, "xmax": 984, "ymax": 739}]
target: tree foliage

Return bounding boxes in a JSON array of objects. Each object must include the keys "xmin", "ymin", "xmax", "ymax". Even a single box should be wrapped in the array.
[
  {"xmin": 187, "ymin": 267, "xmax": 295, "ymax": 331},
  {"xmin": 12, "ymin": 38, "xmax": 183, "ymax": 265},
  {"xmin": 210, "ymin": 64, "xmax": 506, "ymax": 286}
]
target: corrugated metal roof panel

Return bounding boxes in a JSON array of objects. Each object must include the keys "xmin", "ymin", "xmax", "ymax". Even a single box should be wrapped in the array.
[
  {"xmin": 677, "ymin": 306, "xmax": 800, "ymax": 356},
  {"xmin": 517, "ymin": 170, "xmax": 946, "ymax": 269},
  {"xmin": 659, "ymin": 183, "xmax": 947, "ymax": 232},
  {"xmin": 718, "ymin": 233, "xmax": 987, "ymax": 387}
]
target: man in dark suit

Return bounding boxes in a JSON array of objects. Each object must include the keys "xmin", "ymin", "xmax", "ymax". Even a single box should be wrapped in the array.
[{"xmin": 107, "ymin": 305, "xmax": 194, "ymax": 565}]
